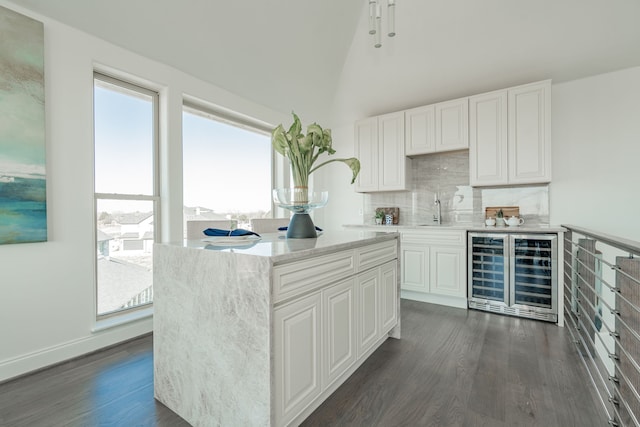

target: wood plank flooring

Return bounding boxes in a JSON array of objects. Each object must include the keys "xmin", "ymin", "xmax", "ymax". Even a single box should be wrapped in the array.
[
  {"xmin": 0, "ymin": 335, "xmax": 190, "ymax": 427},
  {"xmin": 0, "ymin": 300, "xmax": 607, "ymax": 427},
  {"xmin": 303, "ymin": 301, "xmax": 607, "ymax": 427}
]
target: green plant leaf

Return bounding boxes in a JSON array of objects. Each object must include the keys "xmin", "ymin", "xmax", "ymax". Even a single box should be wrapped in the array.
[
  {"xmin": 298, "ymin": 134, "xmax": 313, "ymax": 154},
  {"xmin": 271, "ymin": 111, "xmax": 361, "ymax": 187},
  {"xmin": 309, "ymin": 157, "xmax": 361, "ymax": 184},
  {"xmin": 343, "ymin": 157, "xmax": 361, "ymax": 184},
  {"xmin": 289, "ymin": 112, "xmax": 302, "ymax": 139},
  {"xmin": 271, "ymin": 125, "xmax": 288, "ymax": 156}
]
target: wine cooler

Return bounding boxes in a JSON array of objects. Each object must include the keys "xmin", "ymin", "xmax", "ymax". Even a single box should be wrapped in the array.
[{"xmin": 468, "ymin": 233, "xmax": 558, "ymax": 322}]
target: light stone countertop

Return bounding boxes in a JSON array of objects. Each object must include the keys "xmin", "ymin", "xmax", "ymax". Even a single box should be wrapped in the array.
[
  {"xmin": 344, "ymin": 223, "xmax": 567, "ymax": 233},
  {"xmin": 171, "ymin": 230, "xmax": 399, "ymax": 265}
]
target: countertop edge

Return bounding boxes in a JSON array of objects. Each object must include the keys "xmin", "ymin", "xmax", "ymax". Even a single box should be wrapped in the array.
[
  {"xmin": 270, "ymin": 232, "xmax": 399, "ymax": 265},
  {"xmin": 343, "ymin": 224, "xmax": 567, "ymax": 233},
  {"xmin": 157, "ymin": 231, "xmax": 400, "ymax": 264}
]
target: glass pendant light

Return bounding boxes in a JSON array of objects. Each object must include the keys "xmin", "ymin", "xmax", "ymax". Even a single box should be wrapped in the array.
[
  {"xmin": 368, "ymin": 0, "xmax": 397, "ymax": 48},
  {"xmin": 387, "ymin": 0, "xmax": 396, "ymax": 37},
  {"xmin": 374, "ymin": 3, "xmax": 382, "ymax": 48},
  {"xmin": 368, "ymin": 0, "xmax": 377, "ymax": 35}
]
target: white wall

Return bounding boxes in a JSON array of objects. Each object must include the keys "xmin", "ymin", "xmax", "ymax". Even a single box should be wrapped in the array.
[
  {"xmin": 0, "ymin": 1, "xmax": 288, "ymax": 382},
  {"xmin": 550, "ymin": 66, "xmax": 640, "ymax": 242},
  {"xmin": 313, "ymin": 123, "xmax": 364, "ymax": 231}
]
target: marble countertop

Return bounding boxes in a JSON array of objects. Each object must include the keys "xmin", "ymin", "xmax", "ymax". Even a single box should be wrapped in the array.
[
  {"xmin": 344, "ymin": 223, "xmax": 567, "ymax": 233},
  {"xmin": 166, "ymin": 230, "xmax": 398, "ymax": 264}
]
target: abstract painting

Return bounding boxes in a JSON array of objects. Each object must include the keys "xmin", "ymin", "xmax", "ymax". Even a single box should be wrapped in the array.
[{"xmin": 0, "ymin": 6, "xmax": 46, "ymax": 244}]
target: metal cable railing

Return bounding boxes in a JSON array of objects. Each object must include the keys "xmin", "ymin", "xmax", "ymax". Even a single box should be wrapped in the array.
[{"xmin": 563, "ymin": 225, "xmax": 640, "ymax": 427}]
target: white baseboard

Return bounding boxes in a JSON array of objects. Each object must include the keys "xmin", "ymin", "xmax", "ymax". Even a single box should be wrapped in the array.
[
  {"xmin": 400, "ymin": 290, "xmax": 468, "ymax": 309},
  {"xmin": 0, "ymin": 317, "xmax": 153, "ymax": 383}
]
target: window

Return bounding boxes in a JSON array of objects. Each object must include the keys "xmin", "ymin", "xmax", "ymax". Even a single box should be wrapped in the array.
[
  {"xmin": 94, "ymin": 73, "xmax": 159, "ymax": 318},
  {"xmin": 182, "ymin": 103, "xmax": 272, "ymax": 233}
]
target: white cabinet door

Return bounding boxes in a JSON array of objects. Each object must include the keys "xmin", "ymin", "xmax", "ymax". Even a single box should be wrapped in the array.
[
  {"xmin": 379, "ymin": 260, "xmax": 398, "ymax": 336},
  {"xmin": 429, "ymin": 246, "xmax": 466, "ymax": 298},
  {"xmin": 469, "ymin": 90, "xmax": 508, "ymax": 186},
  {"xmin": 356, "ymin": 269, "xmax": 379, "ymax": 357},
  {"xmin": 400, "ymin": 230, "xmax": 467, "ymax": 306},
  {"xmin": 400, "ymin": 244, "xmax": 430, "ymax": 293},
  {"xmin": 469, "ymin": 80, "xmax": 552, "ymax": 187},
  {"xmin": 274, "ymin": 292, "xmax": 322, "ymax": 426},
  {"xmin": 405, "ymin": 104, "xmax": 435, "ymax": 156},
  {"xmin": 378, "ymin": 111, "xmax": 408, "ymax": 191},
  {"xmin": 508, "ymin": 80, "xmax": 552, "ymax": 184},
  {"xmin": 436, "ymin": 97, "xmax": 469, "ymax": 152},
  {"xmin": 355, "ymin": 112, "xmax": 409, "ymax": 192},
  {"xmin": 354, "ymin": 117, "xmax": 378, "ymax": 192},
  {"xmin": 322, "ymin": 278, "xmax": 356, "ymax": 389}
]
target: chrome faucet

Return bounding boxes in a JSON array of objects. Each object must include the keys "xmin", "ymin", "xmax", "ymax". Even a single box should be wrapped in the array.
[{"xmin": 433, "ymin": 193, "xmax": 441, "ymax": 225}]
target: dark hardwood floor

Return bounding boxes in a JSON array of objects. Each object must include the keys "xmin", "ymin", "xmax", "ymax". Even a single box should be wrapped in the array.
[
  {"xmin": 0, "ymin": 333, "xmax": 190, "ymax": 427},
  {"xmin": 0, "ymin": 300, "xmax": 607, "ymax": 427},
  {"xmin": 303, "ymin": 301, "xmax": 607, "ymax": 427}
]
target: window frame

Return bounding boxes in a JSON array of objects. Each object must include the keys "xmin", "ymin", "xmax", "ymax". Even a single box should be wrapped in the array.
[
  {"xmin": 181, "ymin": 100, "xmax": 281, "ymax": 220},
  {"xmin": 93, "ymin": 71, "xmax": 160, "ymax": 320}
]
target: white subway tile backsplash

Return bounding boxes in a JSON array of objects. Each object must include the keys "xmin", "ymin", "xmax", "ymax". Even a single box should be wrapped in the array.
[{"xmin": 363, "ymin": 151, "xmax": 549, "ymax": 225}]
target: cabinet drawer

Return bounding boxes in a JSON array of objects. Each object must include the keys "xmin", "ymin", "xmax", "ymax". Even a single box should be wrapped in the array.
[
  {"xmin": 356, "ymin": 240, "xmax": 398, "ymax": 272},
  {"xmin": 401, "ymin": 230, "xmax": 464, "ymax": 246},
  {"xmin": 273, "ymin": 250, "xmax": 356, "ymax": 303}
]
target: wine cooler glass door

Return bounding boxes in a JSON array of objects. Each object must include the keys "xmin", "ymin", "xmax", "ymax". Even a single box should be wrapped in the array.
[
  {"xmin": 469, "ymin": 234, "xmax": 509, "ymax": 305},
  {"xmin": 510, "ymin": 235, "xmax": 557, "ymax": 312}
]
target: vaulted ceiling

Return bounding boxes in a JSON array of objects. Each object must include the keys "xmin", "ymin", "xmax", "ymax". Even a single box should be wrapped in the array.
[
  {"xmin": 10, "ymin": 0, "xmax": 640, "ymax": 124},
  {"xmin": 9, "ymin": 0, "xmax": 362, "ymax": 121}
]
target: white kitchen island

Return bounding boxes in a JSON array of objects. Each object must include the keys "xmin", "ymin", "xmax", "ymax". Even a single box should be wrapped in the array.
[{"xmin": 153, "ymin": 231, "xmax": 400, "ymax": 427}]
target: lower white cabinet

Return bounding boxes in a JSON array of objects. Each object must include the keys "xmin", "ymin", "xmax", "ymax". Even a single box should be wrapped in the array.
[
  {"xmin": 430, "ymin": 245, "xmax": 465, "ymax": 297},
  {"xmin": 380, "ymin": 261, "xmax": 398, "ymax": 335},
  {"xmin": 400, "ymin": 243, "xmax": 429, "ymax": 293},
  {"xmin": 400, "ymin": 230, "xmax": 467, "ymax": 308},
  {"xmin": 274, "ymin": 292, "xmax": 322, "ymax": 425},
  {"xmin": 356, "ymin": 260, "xmax": 398, "ymax": 358},
  {"xmin": 273, "ymin": 240, "xmax": 399, "ymax": 426},
  {"xmin": 356, "ymin": 269, "xmax": 380, "ymax": 357},
  {"xmin": 322, "ymin": 278, "xmax": 356, "ymax": 388}
]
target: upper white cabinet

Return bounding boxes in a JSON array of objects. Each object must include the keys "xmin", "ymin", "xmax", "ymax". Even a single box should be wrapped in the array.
[
  {"xmin": 355, "ymin": 112, "xmax": 411, "ymax": 192},
  {"xmin": 470, "ymin": 80, "xmax": 551, "ymax": 186},
  {"xmin": 435, "ymin": 97, "xmax": 469, "ymax": 152},
  {"xmin": 353, "ymin": 117, "xmax": 378, "ymax": 192},
  {"xmin": 469, "ymin": 90, "xmax": 508, "ymax": 186},
  {"xmin": 405, "ymin": 98, "xmax": 469, "ymax": 156},
  {"xmin": 405, "ymin": 104, "xmax": 435, "ymax": 156},
  {"xmin": 508, "ymin": 81, "xmax": 552, "ymax": 184}
]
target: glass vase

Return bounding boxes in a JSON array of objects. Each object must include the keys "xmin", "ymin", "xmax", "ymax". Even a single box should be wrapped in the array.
[{"xmin": 273, "ymin": 188, "xmax": 328, "ymax": 238}]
